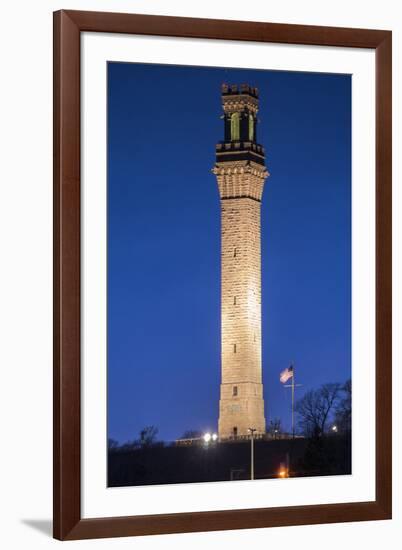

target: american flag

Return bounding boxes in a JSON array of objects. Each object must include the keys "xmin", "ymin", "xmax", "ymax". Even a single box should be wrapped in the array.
[{"xmin": 280, "ymin": 365, "xmax": 294, "ymax": 383}]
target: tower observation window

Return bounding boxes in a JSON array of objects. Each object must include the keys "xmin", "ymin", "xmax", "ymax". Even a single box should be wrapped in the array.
[{"xmin": 231, "ymin": 112, "xmax": 240, "ymax": 140}]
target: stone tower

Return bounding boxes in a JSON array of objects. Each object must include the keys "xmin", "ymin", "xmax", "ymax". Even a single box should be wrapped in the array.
[{"xmin": 213, "ymin": 83, "xmax": 268, "ymax": 439}]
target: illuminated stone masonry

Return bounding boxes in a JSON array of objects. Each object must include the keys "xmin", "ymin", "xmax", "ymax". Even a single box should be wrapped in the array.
[{"xmin": 213, "ymin": 84, "xmax": 269, "ymax": 438}]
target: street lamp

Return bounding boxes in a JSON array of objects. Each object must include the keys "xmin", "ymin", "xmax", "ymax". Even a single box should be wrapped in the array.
[
  {"xmin": 203, "ymin": 432, "xmax": 218, "ymax": 444},
  {"xmin": 248, "ymin": 427, "xmax": 256, "ymax": 480},
  {"xmin": 331, "ymin": 425, "xmax": 338, "ymax": 433}
]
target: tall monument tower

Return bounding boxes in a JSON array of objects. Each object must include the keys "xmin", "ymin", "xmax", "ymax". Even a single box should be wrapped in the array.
[{"xmin": 213, "ymin": 83, "xmax": 269, "ymax": 439}]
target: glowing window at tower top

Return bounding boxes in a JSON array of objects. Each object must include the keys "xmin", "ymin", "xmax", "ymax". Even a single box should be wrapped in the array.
[{"xmin": 230, "ymin": 112, "xmax": 240, "ymax": 140}]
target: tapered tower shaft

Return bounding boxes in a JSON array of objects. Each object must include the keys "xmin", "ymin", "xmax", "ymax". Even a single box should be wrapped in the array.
[{"xmin": 213, "ymin": 84, "xmax": 268, "ymax": 438}]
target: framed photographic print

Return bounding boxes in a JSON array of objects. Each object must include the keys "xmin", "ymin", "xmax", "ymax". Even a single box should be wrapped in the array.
[{"xmin": 53, "ymin": 10, "xmax": 392, "ymax": 540}]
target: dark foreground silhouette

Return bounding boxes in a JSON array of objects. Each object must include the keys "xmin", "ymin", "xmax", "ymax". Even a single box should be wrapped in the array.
[{"xmin": 108, "ymin": 434, "xmax": 351, "ymax": 487}]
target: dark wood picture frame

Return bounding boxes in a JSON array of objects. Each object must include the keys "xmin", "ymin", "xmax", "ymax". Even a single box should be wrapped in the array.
[{"xmin": 53, "ymin": 10, "xmax": 392, "ymax": 540}]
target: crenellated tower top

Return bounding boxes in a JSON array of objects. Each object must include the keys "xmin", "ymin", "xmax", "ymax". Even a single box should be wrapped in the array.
[{"xmin": 213, "ymin": 83, "xmax": 269, "ymax": 202}]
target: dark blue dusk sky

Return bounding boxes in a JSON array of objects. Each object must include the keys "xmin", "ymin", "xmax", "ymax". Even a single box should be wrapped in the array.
[{"xmin": 107, "ymin": 62, "xmax": 351, "ymax": 443}]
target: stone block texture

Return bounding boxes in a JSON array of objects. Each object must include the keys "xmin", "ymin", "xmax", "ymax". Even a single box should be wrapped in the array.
[{"xmin": 214, "ymin": 162, "xmax": 268, "ymax": 438}]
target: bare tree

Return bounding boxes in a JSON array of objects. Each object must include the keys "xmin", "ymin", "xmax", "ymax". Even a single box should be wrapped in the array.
[
  {"xmin": 139, "ymin": 425, "xmax": 159, "ymax": 447},
  {"xmin": 295, "ymin": 383, "xmax": 342, "ymax": 437},
  {"xmin": 334, "ymin": 379, "xmax": 351, "ymax": 433},
  {"xmin": 267, "ymin": 418, "xmax": 282, "ymax": 438}
]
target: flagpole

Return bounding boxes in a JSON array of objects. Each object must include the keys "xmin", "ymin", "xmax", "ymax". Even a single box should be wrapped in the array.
[
  {"xmin": 291, "ymin": 364, "xmax": 295, "ymax": 439},
  {"xmin": 281, "ymin": 364, "xmax": 301, "ymax": 441}
]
